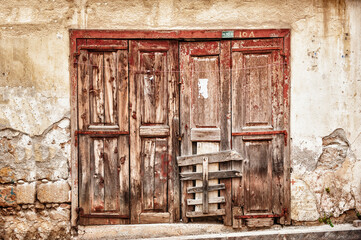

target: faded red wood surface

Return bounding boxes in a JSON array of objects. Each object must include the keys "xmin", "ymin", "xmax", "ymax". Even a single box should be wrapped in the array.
[
  {"xmin": 71, "ymin": 30, "xmax": 291, "ymax": 227},
  {"xmin": 129, "ymin": 40, "xmax": 178, "ymax": 224},
  {"xmin": 231, "ymin": 38, "xmax": 289, "ymax": 227}
]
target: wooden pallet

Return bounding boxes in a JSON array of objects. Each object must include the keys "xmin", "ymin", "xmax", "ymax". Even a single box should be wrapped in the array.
[{"xmin": 177, "ymin": 150, "xmax": 243, "ymax": 219}]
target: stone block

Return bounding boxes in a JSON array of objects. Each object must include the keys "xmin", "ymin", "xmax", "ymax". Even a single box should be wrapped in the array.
[
  {"xmin": 37, "ymin": 181, "xmax": 70, "ymax": 203},
  {"xmin": 354, "ymin": 220, "xmax": 361, "ymax": 227},
  {"xmin": 16, "ymin": 182, "xmax": 36, "ymax": 204},
  {"xmin": 0, "ymin": 186, "xmax": 16, "ymax": 207}
]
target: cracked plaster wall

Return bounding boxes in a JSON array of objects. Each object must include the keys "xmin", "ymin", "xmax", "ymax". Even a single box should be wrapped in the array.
[{"xmin": 0, "ymin": 0, "xmax": 360, "ymax": 238}]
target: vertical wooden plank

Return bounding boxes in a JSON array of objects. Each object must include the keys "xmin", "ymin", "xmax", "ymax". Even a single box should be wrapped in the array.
[
  {"xmin": 283, "ymin": 33, "xmax": 291, "ymax": 225},
  {"xmin": 103, "ymin": 138, "xmax": 119, "ymax": 211},
  {"xmin": 271, "ymin": 49, "xmax": 284, "ymax": 221},
  {"xmin": 104, "ymin": 52, "xmax": 117, "ymax": 125},
  {"xmin": 219, "ymin": 40, "xmax": 232, "ymax": 226},
  {"xmin": 245, "ymin": 141, "xmax": 272, "ymax": 212},
  {"xmin": 180, "ymin": 42, "xmax": 193, "ymax": 222},
  {"xmin": 141, "ymin": 52, "xmax": 167, "ymax": 124},
  {"xmin": 92, "ymin": 138, "xmax": 105, "ymax": 212},
  {"xmin": 168, "ymin": 41, "xmax": 180, "ymax": 222},
  {"xmin": 129, "ymin": 40, "xmax": 142, "ymax": 223},
  {"xmin": 202, "ymin": 157, "xmax": 209, "ymax": 214},
  {"xmin": 90, "ymin": 52, "xmax": 105, "ymax": 124},
  {"xmin": 78, "ymin": 50, "xmax": 90, "ymax": 130},
  {"xmin": 142, "ymin": 138, "xmax": 156, "ymax": 210},
  {"xmin": 141, "ymin": 53, "xmax": 156, "ymax": 124},
  {"xmin": 117, "ymin": 50, "xmax": 129, "ymax": 132},
  {"xmin": 154, "ymin": 52, "xmax": 167, "ymax": 124},
  {"xmin": 78, "ymin": 135, "xmax": 90, "ymax": 225},
  {"xmin": 231, "ymin": 51, "xmax": 244, "ymax": 209},
  {"xmin": 118, "ymin": 135, "xmax": 130, "ymax": 222},
  {"xmin": 154, "ymin": 138, "xmax": 168, "ymax": 211}
]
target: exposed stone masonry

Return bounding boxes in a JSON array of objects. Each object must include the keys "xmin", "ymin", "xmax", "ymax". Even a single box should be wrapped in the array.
[
  {"xmin": 0, "ymin": 118, "xmax": 71, "ymax": 239},
  {"xmin": 291, "ymin": 129, "xmax": 361, "ymax": 223}
]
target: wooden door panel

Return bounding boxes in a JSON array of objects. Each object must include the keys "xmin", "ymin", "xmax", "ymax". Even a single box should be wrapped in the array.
[
  {"xmin": 78, "ymin": 41, "xmax": 130, "ymax": 225},
  {"xmin": 103, "ymin": 52, "xmax": 117, "ymax": 125},
  {"xmin": 78, "ymin": 48, "xmax": 129, "ymax": 131},
  {"xmin": 244, "ymin": 139, "xmax": 272, "ymax": 213},
  {"xmin": 232, "ymin": 38, "xmax": 287, "ymax": 222},
  {"xmin": 180, "ymin": 41, "xmax": 232, "ymax": 225},
  {"xmin": 191, "ymin": 55, "xmax": 220, "ymax": 128},
  {"xmin": 142, "ymin": 138, "xmax": 168, "ymax": 212},
  {"xmin": 130, "ymin": 40, "xmax": 178, "ymax": 224},
  {"xmin": 140, "ymin": 52, "xmax": 168, "ymax": 124},
  {"xmin": 89, "ymin": 52, "xmax": 105, "ymax": 125},
  {"xmin": 243, "ymin": 53, "xmax": 272, "ymax": 128},
  {"xmin": 79, "ymin": 135, "xmax": 130, "ymax": 224}
]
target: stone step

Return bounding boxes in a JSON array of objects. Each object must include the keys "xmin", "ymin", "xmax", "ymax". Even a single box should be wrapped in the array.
[{"xmin": 77, "ymin": 223, "xmax": 361, "ymax": 240}]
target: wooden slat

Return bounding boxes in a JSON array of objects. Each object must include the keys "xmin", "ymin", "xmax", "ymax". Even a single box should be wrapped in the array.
[
  {"xmin": 92, "ymin": 138, "xmax": 105, "ymax": 212},
  {"xmin": 90, "ymin": 53, "xmax": 104, "ymax": 124},
  {"xmin": 78, "ymin": 135, "xmax": 90, "ymax": 225},
  {"xmin": 103, "ymin": 138, "xmax": 119, "ymax": 211},
  {"xmin": 179, "ymin": 42, "xmax": 193, "ymax": 223},
  {"xmin": 118, "ymin": 135, "xmax": 130, "ymax": 223},
  {"xmin": 177, "ymin": 150, "xmax": 242, "ymax": 166},
  {"xmin": 104, "ymin": 52, "xmax": 117, "ymax": 125},
  {"xmin": 187, "ymin": 184, "xmax": 225, "ymax": 194},
  {"xmin": 154, "ymin": 138, "xmax": 168, "ymax": 211},
  {"xmin": 141, "ymin": 52, "xmax": 167, "ymax": 124},
  {"xmin": 190, "ymin": 128, "xmax": 221, "ymax": 142},
  {"xmin": 129, "ymin": 40, "xmax": 142, "ymax": 223},
  {"xmin": 219, "ymin": 40, "xmax": 232, "ymax": 226},
  {"xmin": 168, "ymin": 41, "xmax": 180, "ymax": 222},
  {"xmin": 139, "ymin": 125, "xmax": 170, "ymax": 137},
  {"xmin": 187, "ymin": 197, "xmax": 225, "ymax": 206},
  {"xmin": 139, "ymin": 212, "xmax": 170, "ymax": 224},
  {"xmin": 186, "ymin": 209, "xmax": 226, "ymax": 218},
  {"xmin": 117, "ymin": 50, "xmax": 129, "ymax": 132},
  {"xmin": 202, "ymin": 157, "xmax": 209, "ymax": 214},
  {"xmin": 231, "ymin": 51, "xmax": 245, "ymax": 210},
  {"xmin": 232, "ymin": 207, "xmax": 243, "ymax": 229},
  {"xmin": 246, "ymin": 218, "xmax": 273, "ymax": 228},
  {"xmin": 142, "ymin": 138, "xmax": 156, "ymax": 210},
  {"xmin": 78, "ymin": 50, "xmax": 90, "ymax": 130},
  {"xmin": 180, "ymin": 170, "xmax": 241, "ymax": 180}
]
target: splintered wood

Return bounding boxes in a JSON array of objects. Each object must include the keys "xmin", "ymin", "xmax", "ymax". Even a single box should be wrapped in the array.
[{"xmin": 177, "ymin": 150, "xmax": 243, "ymax": 219}]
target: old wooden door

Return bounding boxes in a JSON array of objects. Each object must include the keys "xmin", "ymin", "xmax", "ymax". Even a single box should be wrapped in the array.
[
  {"xmin": 77, "ymin": 39, "xmax": 130, "ymax": 225},
  {"xmin": 231, "ymin": 38, "xmax": 289, "ymax": 225},
  {"xmin": 179, "ymin": 41, "xmax": 233, "ymax": 225},
  {"xmin": 77, "ymin": 39, "xmax": 179, "ymax": 225},
  {"xmin": 129, "ymin": 40, "xmax": 179, "ymax": 224}
]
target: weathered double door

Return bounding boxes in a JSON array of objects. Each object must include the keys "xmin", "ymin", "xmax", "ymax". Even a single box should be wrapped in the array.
[
  {"xmin": 77, "ymin": 40, "xmax": 179, "ymax": 224},
  {"xmin": 77, "ymin": 37, "xmax": 289, "ymax": 225}
]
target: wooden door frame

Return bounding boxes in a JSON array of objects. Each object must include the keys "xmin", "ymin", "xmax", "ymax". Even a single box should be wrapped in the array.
[{"xmin": 69, "ymin": 29, "xmax": 291, "ymax": 226}]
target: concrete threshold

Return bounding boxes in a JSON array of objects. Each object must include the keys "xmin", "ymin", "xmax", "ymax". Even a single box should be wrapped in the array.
[{"xmin": 77, "ymin": 223, "xmax": 361, "ymax": 240}]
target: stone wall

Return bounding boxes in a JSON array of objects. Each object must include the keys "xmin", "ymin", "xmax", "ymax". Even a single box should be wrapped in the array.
[
  {"xmin": 0, "ymin": 119, "xmax": 71, "ymax": 239},
  {"xmin": 0, "ymin": 0, "xmax": 360, "ymax": 239}
]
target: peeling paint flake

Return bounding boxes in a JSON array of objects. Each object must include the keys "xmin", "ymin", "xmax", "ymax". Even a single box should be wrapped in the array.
[{"xmin": 198, "ymin": 78, "xmax": 208, "ymax": 99}]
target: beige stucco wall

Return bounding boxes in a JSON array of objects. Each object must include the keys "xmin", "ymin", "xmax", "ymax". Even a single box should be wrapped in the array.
[{"xmin": 0, "ymin": 0, "xmax": 360, "ymax": 238}]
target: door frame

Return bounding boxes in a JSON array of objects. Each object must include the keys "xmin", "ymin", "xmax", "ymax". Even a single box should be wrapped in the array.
[{"xmin": 69, "ymin": 29, "xmax": 291, "ymax": 226}]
